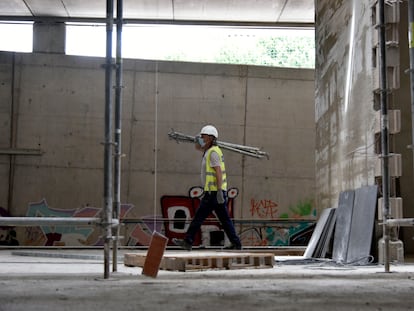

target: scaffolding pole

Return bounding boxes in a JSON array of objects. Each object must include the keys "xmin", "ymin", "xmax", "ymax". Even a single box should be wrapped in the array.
[
  {"xmin": 378, "ymin": 0, "xmax": 391, "ymax": 272},
  {"xmin": 103, "ymin": 0, "xmax": 114, "ymax": 279},
  {"xmin": 409, "ymin": 0, "xmax": 414, "ymax": 195},
  {"xmin": 0, "ymin": 217, "xmax": 119, "ymax": 227},
  {"xmin": 112, "ymin": 0, "xmax": 123, "ymax": 272},
  {"xmin": 168, "ymin": 130, "xmax": 269, "ymax": 159}
]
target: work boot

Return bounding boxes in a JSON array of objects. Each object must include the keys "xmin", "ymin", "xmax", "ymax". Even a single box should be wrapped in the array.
[
  {"xmin": 172, "ymin": 238, "xmax": 192, "ymax": 251},
  {"xmin": 224, "ymin": 243, "xmax": 242, "ymax": 250}
]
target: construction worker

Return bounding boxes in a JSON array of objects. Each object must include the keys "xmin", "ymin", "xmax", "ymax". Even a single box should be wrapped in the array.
[{"xmin": 173, "ymin": 125, "xmax": 242, "ymax": 251}]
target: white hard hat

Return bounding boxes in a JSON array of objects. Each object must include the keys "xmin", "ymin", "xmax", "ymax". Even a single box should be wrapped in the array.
[{"xmin": 200, "ymin": 125, "xmax": 218, "ymax": 138}]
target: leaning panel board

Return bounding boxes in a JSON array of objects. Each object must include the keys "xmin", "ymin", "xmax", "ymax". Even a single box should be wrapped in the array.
[
  {"xmin": 346, "ymin": 185, "xmax": 378, "ymax": 264},
  {"xmin": 303, "ymin": 207, "xmax": 336, "ymax": 259},
  {"xmin": 332, "ymin": 190, "xmax": 355, "ymax": 263}
]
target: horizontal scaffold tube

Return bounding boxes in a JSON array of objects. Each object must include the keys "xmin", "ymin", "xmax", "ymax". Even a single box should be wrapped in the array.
[
  {"xmin": 0, "ymin": 217, "xmax": 119, "ymax": 227},
  {"xmin": 384, "ymin": 218, "xmax": 414, "ymax": 227}
]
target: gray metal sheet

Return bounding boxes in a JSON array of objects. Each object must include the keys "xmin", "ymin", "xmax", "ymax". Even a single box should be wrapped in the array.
[
  {"xmin": 319, "ymin": 208, "xmax": 337, "ymax": 258},
  {"xmin": 304, "ymin": 207, "xmax": 335, "ymax": 258},
  {"xmin": 332, "ymin": 190, "xmax": 355, "ymax": 263},
  {"xmin": 347, "ymin": 185, "xmax": 378, "ymax": 264}
]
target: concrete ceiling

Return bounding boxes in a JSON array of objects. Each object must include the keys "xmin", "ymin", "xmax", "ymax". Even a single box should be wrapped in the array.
[{"xmin": 0, "ymin": 0, "xmax": 314, "ymax": 25}]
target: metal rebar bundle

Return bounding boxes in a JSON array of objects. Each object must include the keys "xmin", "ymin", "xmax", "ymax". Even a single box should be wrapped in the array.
[{"xmin": 168, "ymin": 129, "xmax": 269, "ymax": 159}]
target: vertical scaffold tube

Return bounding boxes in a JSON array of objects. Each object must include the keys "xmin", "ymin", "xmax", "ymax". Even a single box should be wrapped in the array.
[
  {"xmin": 113, "ymin": 0, "xmax": 123, "ymax": 272},
  {"xmin": 379, "ymin": 0, "xmax": 391, "ymax": 273},
  {"xmin": 409, "ymin": 0, "xmax": 414, "ymax": 189},
  {"xmin": 104, "ymin": 0, "xmax": 114, "ymax": 279}
]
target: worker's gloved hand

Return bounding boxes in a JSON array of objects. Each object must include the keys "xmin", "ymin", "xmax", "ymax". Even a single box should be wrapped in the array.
[{"xmin": 217, "ymin": 190, "xmax": 225, "ymax": 204}]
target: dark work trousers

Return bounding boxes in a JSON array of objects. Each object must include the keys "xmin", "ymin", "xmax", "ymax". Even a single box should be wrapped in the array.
[{"xmin": 185, "ymin": 191, "xmax": 241, "ymax": 247}]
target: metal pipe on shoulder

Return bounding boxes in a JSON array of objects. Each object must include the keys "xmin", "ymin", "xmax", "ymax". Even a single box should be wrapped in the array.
[{"xmin": 168, "ymin": 129, "xmax": 269, "ymax": 159}]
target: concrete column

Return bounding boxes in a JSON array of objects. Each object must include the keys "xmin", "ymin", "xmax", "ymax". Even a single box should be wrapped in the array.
[{"xmin": 33, "ymin": 21, "xmax": 65, "ymax": 54}]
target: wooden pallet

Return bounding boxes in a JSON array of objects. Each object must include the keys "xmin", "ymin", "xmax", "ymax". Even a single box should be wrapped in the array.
[{"xmin": 125, "ymin": 251, "xmax": 275, "ymax": 272}]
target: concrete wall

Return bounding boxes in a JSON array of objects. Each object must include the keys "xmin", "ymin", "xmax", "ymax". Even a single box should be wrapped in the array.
[
  {"xmin": 315, "ymin": 0, "xmax": 377, "ymax": 209},
  {"xmin": 0, "ymin": 51, "xmax": 315, "ymax": 245}
]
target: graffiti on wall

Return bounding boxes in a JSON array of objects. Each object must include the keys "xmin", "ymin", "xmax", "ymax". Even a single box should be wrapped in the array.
[
  {"xmin": 124, "ymin": 190, "xmax": 316, "ymax": 247},
  {"xmin": 242, "ymin": 197, "xmax": 316, "ymax": 246},
  {"xmin": 3, "ymin": 189, "xmax": 316, "ymax": 247},
  {"xmin": 126, "ymin": 187, "xmax": 239, "ymax": 247},
  {"xmin": 127, "ymin": 215, "xmax": 164, "ymax": 246},
  {"xmin": 239, "ymin": 221, "xmax": 315, "ymax": 246},
  {"xmin": 281, "ymin": 199, "xmax": 316, "ymax": 219},
  {"xmin": 0, "ymin": 207, "xmax": 19, "ymax": 246},
  {"xmin": 23, "ymin": 199, "xmax": 134, "ymax": 246},
  {"xmin": 250, "ymin": 199, "xmax": 278, "ymax": 218},
  {"xmin": 250, "ymin": 197, "xmax": 315, "ymax": 219}
]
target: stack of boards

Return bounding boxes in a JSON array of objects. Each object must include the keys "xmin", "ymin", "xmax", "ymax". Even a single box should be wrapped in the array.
[{"xmin": 304, "ymin": 185, "xmax": 378, "ymax": 264}]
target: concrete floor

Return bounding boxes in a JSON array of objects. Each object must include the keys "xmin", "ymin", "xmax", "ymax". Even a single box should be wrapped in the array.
[{"xmin": 1, "ymin": 249, "xmax": 414, "ymax": 311}]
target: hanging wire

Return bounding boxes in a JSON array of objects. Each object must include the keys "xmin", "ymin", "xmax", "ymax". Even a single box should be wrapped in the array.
[{"xmin": 153, "ymin": 61, "xmax": 159, "ymax": 232}]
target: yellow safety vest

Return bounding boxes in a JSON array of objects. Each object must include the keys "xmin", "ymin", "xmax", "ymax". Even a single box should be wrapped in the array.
[{"xmin": 205, "ymin": 146, "xmax": 227, "ymax": 191}]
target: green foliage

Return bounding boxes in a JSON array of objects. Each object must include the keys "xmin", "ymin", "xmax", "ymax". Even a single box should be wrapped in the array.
[
  {"xmin": 260, "ymin": 36, "xmax": 315, "ymax": 68},
  {"xmin": 214, "ymin": 35, "xmax": 315, "ymax": 68},
  {"xmin": 159, "ymin": 29, "xmax": 315, "ymax": 69}
]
